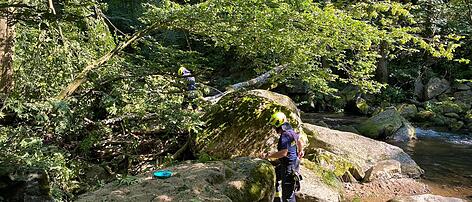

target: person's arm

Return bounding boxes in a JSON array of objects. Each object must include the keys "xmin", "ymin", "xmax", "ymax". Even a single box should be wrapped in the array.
[
  {"xmin": 266, "ymin": 149, "xmax": 288, "ymax": 159},
  {"xmin": 297, "ymin": 138, "xmax": 304, "ymax": 158}
]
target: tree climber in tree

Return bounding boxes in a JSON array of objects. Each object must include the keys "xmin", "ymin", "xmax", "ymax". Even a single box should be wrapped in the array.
[
  {"xmin": 265, "ymin": 112, "xmax": 304, "ymax": 202},
  {"xmin": 178, "ymin": 66, "xmax": 198, "ymax": 110}
]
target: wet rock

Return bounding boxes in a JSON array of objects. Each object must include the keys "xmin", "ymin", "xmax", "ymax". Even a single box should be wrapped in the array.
[
  {"xmin": 303, "ymin": 124, "xmax": 423, "ymax": 178},
  {"xmin": 392, "ymin": 122, "xmax": 417, "ymax": 142},
  {"xmin": 388, "ymin": 194, "xmax": 466, "ymax": 202},
  {"xmin": 363, "ymin": 160, "xmax": 402, "ymax": 182},
  {"xmin": 77, "ymin": 157, "xmax": 275, "ymax": 202},
  {"xmin": 398, "ymin": 104, "xmax": 418, "ymax": 120},
  {"xmin": 425, "ymin": 78, "xmax": 450, "ymax": 100}
]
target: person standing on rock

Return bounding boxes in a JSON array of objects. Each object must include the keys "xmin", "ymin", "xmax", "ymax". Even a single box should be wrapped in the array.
[
  {"xmin": 265, "ymin": 111, "xmax": 304, "ymax": 202},
  {"xmin": 178, "ymin": 66, "xmax": 198, "ymax": 110}
]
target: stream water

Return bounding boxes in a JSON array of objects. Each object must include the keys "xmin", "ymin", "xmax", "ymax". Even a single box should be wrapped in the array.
[{"xmin": 391, "ymin": 128, "xmax": 472, "ymax": 187}]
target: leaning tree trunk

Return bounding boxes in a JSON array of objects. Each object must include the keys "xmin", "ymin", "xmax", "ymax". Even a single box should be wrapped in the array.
[{"xmin": 0, "ymin": 8, "xmax": 14, "ymax": 94}]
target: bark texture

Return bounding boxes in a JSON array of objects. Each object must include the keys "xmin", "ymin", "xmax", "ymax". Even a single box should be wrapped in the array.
[{"xmin": 0, "ymin": 9, "xmax": 14, "ymax": 94}]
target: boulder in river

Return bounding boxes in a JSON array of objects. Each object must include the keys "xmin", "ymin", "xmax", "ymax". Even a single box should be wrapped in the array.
[{"xmin": 357, "ymin": 107, "xmax": 416, "ymax": 141}]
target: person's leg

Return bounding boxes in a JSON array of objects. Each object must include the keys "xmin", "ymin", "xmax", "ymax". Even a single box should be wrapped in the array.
[
  {"xmin": 274, "ymin": 165, "xmax": 282, "ymax": 202},
  {"xmin": 281, "ymin": 165, "xmax": 296, "ymax": 202},
  {"xmin": 181, "ymin": 94, "xmax": 190, "ymax": 109}
]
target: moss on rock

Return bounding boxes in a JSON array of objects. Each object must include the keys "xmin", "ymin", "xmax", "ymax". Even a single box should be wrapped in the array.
[
  {"xmin": 356, "ymin": 108, "xmax": 404, "ymax": 139},
  {"xmin": 196, "ymin": 90, "xmax": 305, "ymax": 159}
]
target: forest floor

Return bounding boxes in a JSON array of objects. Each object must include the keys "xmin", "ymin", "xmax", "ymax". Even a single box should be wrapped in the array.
[{"xmin": 343, "ymin": 178, "xmax": 472, "ymax": 201}]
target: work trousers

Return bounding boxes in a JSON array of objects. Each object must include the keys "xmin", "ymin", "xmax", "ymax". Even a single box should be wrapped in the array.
[{"xmin": 274, "ymin": 159, "xmax": 300, "ymax": 202}]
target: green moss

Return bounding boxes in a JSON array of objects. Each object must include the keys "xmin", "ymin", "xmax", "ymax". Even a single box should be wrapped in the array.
[
  {"xmin": 432, "ymin": 100, "xmax": 467, "ymax": 114},
  {"xmin": 356, "ymin": 120, "xmax": 381, "ymax": 138},
  {"xmin": 302, "ymin": 160, "xmax": 342, "ymax": 190},
  {"xmin": 197, "ymin": 91, "xmax": 300, "ymax": 159},
  {"xmin": 356, "ymin": 98, "xmax": 369, "ymax": 114},
  {"xmin": 416, "ymin": 110, "xmax": 436, "ymax": 120}
]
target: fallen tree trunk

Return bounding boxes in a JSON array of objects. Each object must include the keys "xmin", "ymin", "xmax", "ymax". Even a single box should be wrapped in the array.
[
  {"xmin": 203, "ymin": 63, "xmax": 289, "ymax": 103},
  {"xmin": 56, "ymin": 21, "xmax": 166, "ymax": 100}
]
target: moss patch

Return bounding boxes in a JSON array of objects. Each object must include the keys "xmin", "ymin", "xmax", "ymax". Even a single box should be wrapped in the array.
[{"xmin": 196, "ymin": 90, "xmax": 301, "ymax": 159}]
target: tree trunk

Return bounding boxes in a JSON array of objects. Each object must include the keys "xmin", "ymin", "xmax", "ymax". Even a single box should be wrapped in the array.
[
  {"xmin": 375, "ymin": 40, "xmax": 388, "ymax": 83},
  {"xmin": 0, "ymin": 8, "xmax": 14, "ymax": 94},
  {"xmin": 56, "ymin": 21, "xmax": 165, "ymax": 100},
  {"xmin": 203, "ymin": 64, "xmax": 289, "ymax": 103}
]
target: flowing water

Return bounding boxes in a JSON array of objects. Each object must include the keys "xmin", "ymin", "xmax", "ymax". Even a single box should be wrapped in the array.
[{"xmin": 391, "ymin": 128, "xmax": 472, "ymax": 187}]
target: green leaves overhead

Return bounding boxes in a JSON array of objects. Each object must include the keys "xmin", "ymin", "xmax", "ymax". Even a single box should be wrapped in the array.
[{"xmin": 141, "ymin": 0, "xmax": 458, "ymax": 93}]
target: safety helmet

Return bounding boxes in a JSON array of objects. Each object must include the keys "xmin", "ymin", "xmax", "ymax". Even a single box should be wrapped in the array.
[
  {"xmin": 269, "ymin": 112, "xmax": 287, "ymax": 127},
  {"xmin": 178, "ymin": 67, "xmax": 187, "ymax": 76}
]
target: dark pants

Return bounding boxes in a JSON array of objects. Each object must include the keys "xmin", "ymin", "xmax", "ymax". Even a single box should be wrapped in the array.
[
  {"xmin": 274, "ymin": 159, "xmax": 300, "ymax": 202},
  {"xmin": 182, "ymin": 90, "xmax": 198, "ymax": 110}
]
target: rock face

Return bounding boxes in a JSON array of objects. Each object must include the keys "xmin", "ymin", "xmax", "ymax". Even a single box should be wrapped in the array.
[
  {"xmin": 388, "ymin": 194, "xmax": 466, "ymax": 202},
  {"xmin": 77, "ymin": 157, "xmax": 275, "ymax": 202},
  {"xmin": 425, "ymin": 78, "xmax": 450, "ymax": 100},
  {"xmin": 0, "ymin": 168, "xmax": 53, "ymax": 202},
  {"xmin": 196, "ymin": 90, "xmax": 303, "ymax": 159},
  {"xmin": 296, "ymin": 166, "xmax": 341, "ymax": 202},
  {"xmin": 392, "ymin": 122, "xmax": 417, "ymax": 142},
  {"xmin": 363, "ymin": 160, "xmax": 402, "ymax": 182},
  {"xmin": 303, "ymin": 124, "xmax": 423, "ymax": 178},
  {"xmin": 357, "ymin": 108, "xmax": 416, "ymax": 141}
]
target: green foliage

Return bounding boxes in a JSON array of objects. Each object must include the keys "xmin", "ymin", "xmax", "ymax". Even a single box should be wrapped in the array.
[
  {"xmin": 1, "ymin": 0, "xmax": 468, "ymax": 199},
  {"xmin": 116, "ymin": 174, "xmax": 142, "ymax": 186},
  {"xmin": 197, "ymin": 152, "xmax": 217, "ymax": 163}
]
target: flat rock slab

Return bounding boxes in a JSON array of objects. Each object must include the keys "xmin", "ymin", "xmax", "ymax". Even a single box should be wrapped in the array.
[{"xmin": 303, "ymin": 124, "xmax": 423, "ymax": 178}]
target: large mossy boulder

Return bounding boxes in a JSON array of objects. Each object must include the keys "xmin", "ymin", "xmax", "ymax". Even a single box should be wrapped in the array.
[
  {"xmin": 196, "ymin": 90, "xmax": 303, "ymax": 159},
  {"xmin": 357, "ymin": 107, "xmax": 415, "ymax": 141},
  {"xmin": 77, "ymin": 157, "xmax": 275, "ymax": 202},
  {"xmin": 303, "ymin": 124, "xmax": 424, "ymax": 178}
]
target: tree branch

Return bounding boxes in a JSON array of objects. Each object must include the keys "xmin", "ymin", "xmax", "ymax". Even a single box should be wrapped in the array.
[{"xmin": 56, "ymin": 21, "xmax": 167, "ymax": 100}]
